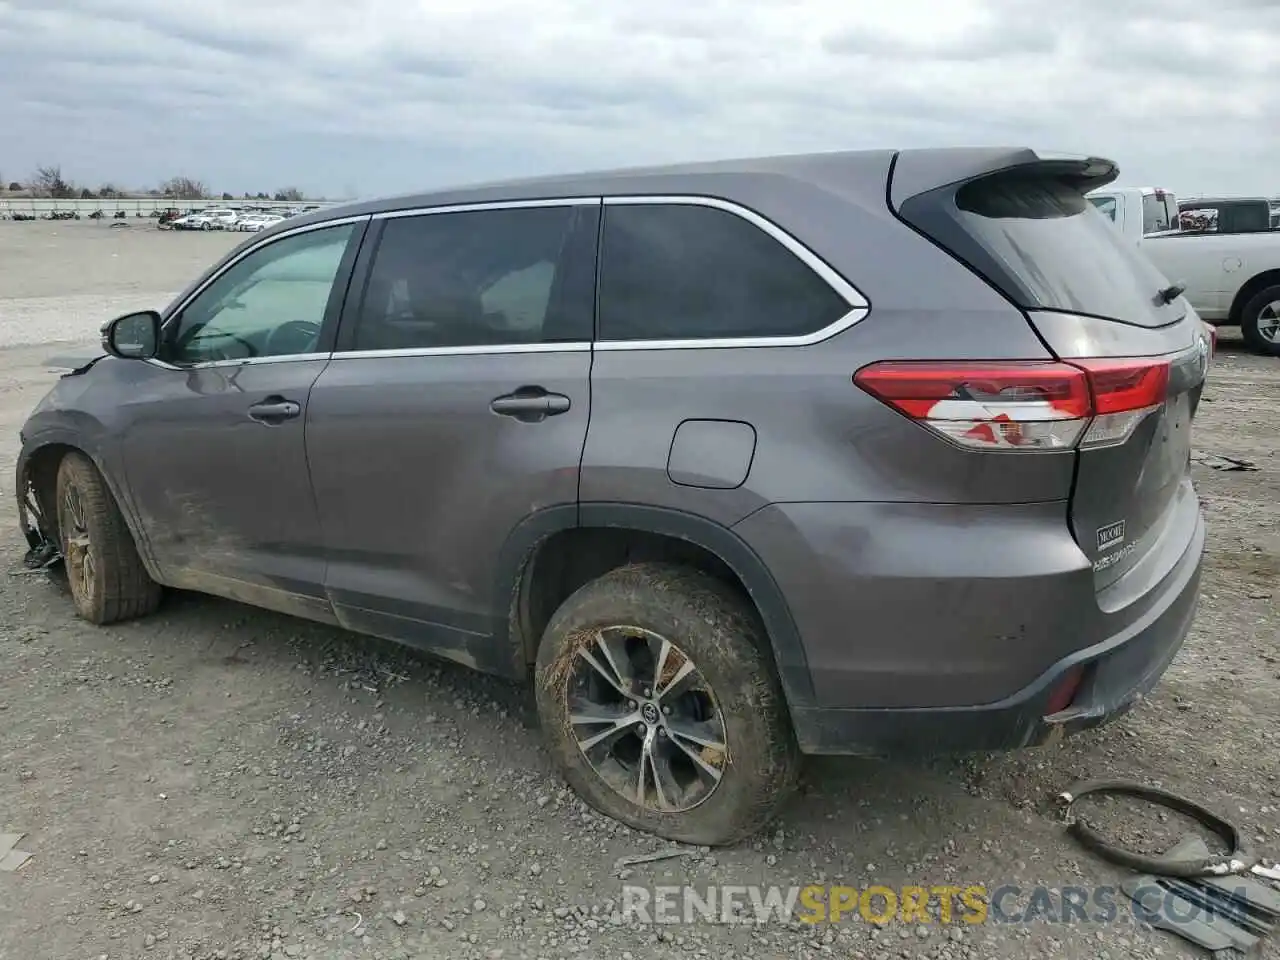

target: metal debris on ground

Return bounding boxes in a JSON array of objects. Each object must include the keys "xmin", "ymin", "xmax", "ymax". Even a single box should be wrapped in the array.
[
  {"xmin": 1058, "ymin": 780, "xmax": 1280, "ymax": 955},
  {"xmin": 1192, "ymin": 450, "xmax": 1259, "ymax": 472},
  {"xmin": 614, "ymin": 848, "xmax": 695, "ymax": 868},
  {"xmin": 0, "ymin": 833, "xmax": 33, "ymax": 872}
]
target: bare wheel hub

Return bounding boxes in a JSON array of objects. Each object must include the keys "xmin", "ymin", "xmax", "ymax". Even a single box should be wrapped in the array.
[{"xmin": 565, "ymin": 625, "xmax": 728, "ymax": 813}]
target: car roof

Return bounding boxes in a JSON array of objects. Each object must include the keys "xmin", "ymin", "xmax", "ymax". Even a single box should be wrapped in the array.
[{"xmin": 279, "ymin": 147, "xmax": 1108, "ymax": 231}]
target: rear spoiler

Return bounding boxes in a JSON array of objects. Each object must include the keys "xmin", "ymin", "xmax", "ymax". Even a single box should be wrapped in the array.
[{"xmin": 889, "ymin": 148, "xmax": 1119, "ymax": 212}]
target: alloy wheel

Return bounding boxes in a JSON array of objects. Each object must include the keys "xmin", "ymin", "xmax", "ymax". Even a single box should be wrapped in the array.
[
  {"xmin": 61, "ymin": 484, "xmax": 95, "ymax": 601},
  {"xmin": 564, "ymin": 626, "xmax": 728, "ymax": 813},
  {"xmin": 1257, "ymin": 300, "xmax": 1280, "ymax": 344}
]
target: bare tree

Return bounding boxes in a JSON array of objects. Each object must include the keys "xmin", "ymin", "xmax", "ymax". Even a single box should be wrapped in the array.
[
  {"xmin": 274, "ymin": 186, "xmax": 304, "ymax": 202},
  {"xmin": 161, "ymin": 176, "xmax": 209, "ymax": 200},
  {"xmin": 30, "ymin": 164, "xmax": 74, "ymax": 198},
  {"xmin": 97, "ymin": 183, "xmax": 122, "ymax": 199}
]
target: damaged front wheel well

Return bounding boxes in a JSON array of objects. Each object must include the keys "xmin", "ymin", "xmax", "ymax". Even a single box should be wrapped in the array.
[{"xmin": 21, "ymin": 443, "xmax": 81, "ymax": 542}]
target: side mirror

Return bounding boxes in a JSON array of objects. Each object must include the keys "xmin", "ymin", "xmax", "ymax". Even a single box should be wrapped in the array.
[{"xmin": 101, "ymin": 310, "xmax": 161, "ymax": 360}]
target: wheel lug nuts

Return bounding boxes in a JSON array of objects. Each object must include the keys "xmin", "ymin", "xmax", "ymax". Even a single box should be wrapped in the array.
[
  {"xmin": 628, "ymin": 701, "xmax": 637, "ymax": 709},
  {"xmin": 643, "ymin": 687, "xmax": 651, "ymax": 697},
  {"xmin": 662, "ymin": 706, "xmax": 670, "ymax": 715},
  {"xmin": 635, "ymin": 723, "xmax": 647, "ymax": 734}
]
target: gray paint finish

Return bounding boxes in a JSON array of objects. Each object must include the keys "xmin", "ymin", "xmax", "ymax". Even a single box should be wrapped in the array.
[
  {"xmin": 119, "ymin": 358, "xmax": 331, "ymax": 596},
  {"xmin": 16, "ymin": 146, "xmax": 1207, "ymax": 760},
  {"xmin": 305, "ymin": 350, "xmax": 591, "ymax": 643},
  {"xmin": 667, "ymin": 420, "xmax": 757, "ymax": 490}
]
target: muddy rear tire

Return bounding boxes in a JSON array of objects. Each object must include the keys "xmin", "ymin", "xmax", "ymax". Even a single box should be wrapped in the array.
[
  {"xmin": 534, "ymin": 562, "xmax": 800, "ymax": 846},
  {"xmin": 55, "ymin": 452, "xmax": 162, "ymax": 624}
]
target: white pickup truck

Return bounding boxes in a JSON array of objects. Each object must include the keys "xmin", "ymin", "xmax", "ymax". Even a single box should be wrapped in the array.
[{"xmin": 1089, "ymin": 186, "xmax": 1280, "ymax": 355}]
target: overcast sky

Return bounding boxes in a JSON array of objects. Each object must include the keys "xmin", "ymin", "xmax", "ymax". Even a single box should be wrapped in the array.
[{"xmin": 2, "ymin": 0, "xmax": 1276, "ymax": 200}]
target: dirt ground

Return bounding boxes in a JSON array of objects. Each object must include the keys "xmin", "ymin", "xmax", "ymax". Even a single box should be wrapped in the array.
[{"xmin": 0, "ymin": 220, "xmax": 1277, "ymax": 960}]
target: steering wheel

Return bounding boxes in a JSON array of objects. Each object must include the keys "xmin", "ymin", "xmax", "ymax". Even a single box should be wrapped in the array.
[{"xmin": 265, "ymin": 320, "xmax": 322, "ymax": 356}]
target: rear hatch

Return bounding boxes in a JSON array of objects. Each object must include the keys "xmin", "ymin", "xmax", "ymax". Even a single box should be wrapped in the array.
[{"xmin": 893, "ymin": 155, "xmax": 1209, "ymax": 591}]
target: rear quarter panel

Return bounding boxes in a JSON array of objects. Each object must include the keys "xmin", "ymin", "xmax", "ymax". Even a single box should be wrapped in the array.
[{"xmin": 580, "ymin": 175, "xmax": 1071, "ymax": 516}]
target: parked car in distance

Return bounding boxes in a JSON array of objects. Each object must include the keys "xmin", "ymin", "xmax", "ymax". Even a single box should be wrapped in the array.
[
  {"xmin": 167, "ymin": 210, "xmax": 210, "ymax": 231},
  {"xmin": 172, "ymin": 208, "xmax": 240, "ymax": 231},
  {"xmin": 17, "ymin": 148, "xmax": 1209, "ymax": 844},
  {"xmin": 201, "ymin": 208, "xmax": 241, "ymax": 230},
  {"xmin": 1090, "ymin": 186, "xmax": 1280, "ymax": 354},
  {"xmin": 236, "ymin": 214, "xmax": 285, "ymax": 232}
]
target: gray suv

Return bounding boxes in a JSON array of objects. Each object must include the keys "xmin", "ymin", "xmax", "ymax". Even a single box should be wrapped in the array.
[{"xmin": 17, "ymin": 147, "xmax": 1209, "ymax": 845}]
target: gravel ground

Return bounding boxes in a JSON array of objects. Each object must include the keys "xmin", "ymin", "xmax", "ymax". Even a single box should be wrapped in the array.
[{"xmin": 0, "ymin": 220, "xmax": 1277, "ymax": 960}]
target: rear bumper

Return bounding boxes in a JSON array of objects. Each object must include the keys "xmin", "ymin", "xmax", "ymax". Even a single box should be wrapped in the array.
[{"xmin": 732, "ymin": 498, "xmax": 1204, "ymax": 757}]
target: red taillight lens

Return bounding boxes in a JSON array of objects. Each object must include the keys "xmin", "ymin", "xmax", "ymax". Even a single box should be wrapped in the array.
[
  {"xmin": 1072, "ymin": 358, "xmax": 1170, "ymax": 415},
  {"xmin": 1045, "ymin": 665, "xmax": 1085, "ymax": 714},
  {"xmin": 1070, "ymin": 357, "xmax": 1170, "ymax": 449},
  {"xmin": 854, "ymin": 358, "xmax": 1171, "ymax": 452}
]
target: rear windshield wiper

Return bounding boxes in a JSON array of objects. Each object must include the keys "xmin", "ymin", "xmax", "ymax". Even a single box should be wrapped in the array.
[{"xmin": 1154, "ymin": 282, "xmax": 1186, "ymax": 306}]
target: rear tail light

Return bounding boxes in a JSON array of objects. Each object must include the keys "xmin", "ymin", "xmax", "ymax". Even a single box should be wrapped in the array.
[
  {"xmin": 1203, "ymin": 323, "xmax": 1217, "ymax": 360},
  {"xmin": 854, "ymin": 358, "xmax": 1170, "ymax": 452}
]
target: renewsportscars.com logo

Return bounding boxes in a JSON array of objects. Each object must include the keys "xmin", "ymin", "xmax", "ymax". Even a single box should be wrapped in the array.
[{"xmin": 621, "ymin": 883, "xmax": 1257, "ymax": 927}]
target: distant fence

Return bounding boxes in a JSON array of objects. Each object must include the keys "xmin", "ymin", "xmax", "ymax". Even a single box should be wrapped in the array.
[{"xmin": 0, "ymin": 197, "xmax": 347, "ymax": 216}]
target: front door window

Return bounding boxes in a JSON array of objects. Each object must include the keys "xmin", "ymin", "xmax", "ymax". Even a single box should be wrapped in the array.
[{"xmin": 164, "ymin": 223, "xmax": 357, "ymax": 364}]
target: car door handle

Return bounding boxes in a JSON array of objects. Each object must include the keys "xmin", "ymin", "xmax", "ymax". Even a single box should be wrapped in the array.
[
  {"xmin": 490, "ymin": 388, "xmax": 571, "ymax": 422},
  {"xmin": 247, "ymin": 398, "xmax": 301, "ymax": 424}
]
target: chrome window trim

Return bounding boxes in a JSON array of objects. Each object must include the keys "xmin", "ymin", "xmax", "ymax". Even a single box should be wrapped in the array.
[
  {"xmin": 144, "ymin": 193, "xmax": 873, "ymax": 368},
  {"xmin": 142, "ymin": 353, "xmax": 331, "ymax": 371},
  {"xmin": 595, "ymin": 194, "xmax": 869, "ymax": 351},
  {"xmin": 145, "ymin": 214, "xmax": 371, "ymax": 372},
  {"xmin": 371, "ymin": 197, "xmax": 600, "ymax": 220},
  {"xmin": 330, "ymin": 342, "xmax": 590, "ymax": 361}
]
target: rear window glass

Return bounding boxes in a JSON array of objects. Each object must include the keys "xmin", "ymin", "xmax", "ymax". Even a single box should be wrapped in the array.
[
  {"xmin": 945, "ymin": 174, "xmax": 1181, "ymax": 327},
  {"xmin": 1088, "ymin": 195, "xmax": 1118, "ymax": 221},
  {"xmin": 597, "ymin": 204, "xmax": 851, "ymax": 341},
  {"xmin": 1178, "ymin": 200, "xmax": 1272, "ymax": 234}
]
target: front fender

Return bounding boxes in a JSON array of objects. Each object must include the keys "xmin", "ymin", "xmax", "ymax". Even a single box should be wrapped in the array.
[{"xmin": 16, "ymin": 421, "xmax": 160, "ymax": 579}]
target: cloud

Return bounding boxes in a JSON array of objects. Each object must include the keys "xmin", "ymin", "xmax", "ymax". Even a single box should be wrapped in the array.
[{"xmin": 0, "ymin": 0, "xmax": 1276, "ymax": 198}]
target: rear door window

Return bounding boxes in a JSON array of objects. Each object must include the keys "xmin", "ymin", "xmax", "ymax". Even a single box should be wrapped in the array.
[
  {"xmin": 597, "ymin": 203, "xmax": 851, "ymax": 342},
  {"xmin": 348, "ymin": 205, "xmax": 595, "ymax": 351},
  {"xmin": 905, "ymin": 173, "xmax": 1183, "ymax": 328}
]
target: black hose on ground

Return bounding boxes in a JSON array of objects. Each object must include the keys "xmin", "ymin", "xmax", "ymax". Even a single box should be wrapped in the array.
[{"xmin": 1058, "ymin": 779, "xmax": 1257, "ymax": 878}]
